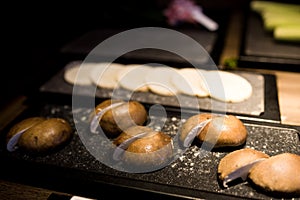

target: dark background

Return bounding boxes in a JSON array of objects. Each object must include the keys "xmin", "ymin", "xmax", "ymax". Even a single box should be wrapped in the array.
[{"xmin": 0, "ymin": 0, "xmax": 258, "ymax": 107}]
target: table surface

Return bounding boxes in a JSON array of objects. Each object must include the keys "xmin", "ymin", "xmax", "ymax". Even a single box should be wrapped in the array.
[
  {"xmin": 1, "ymin": 9, "xmax": 300, "ymax": 200},
  {"xmin": 244, "ymin": 68, "xmax": 300, "ymax": 126}
]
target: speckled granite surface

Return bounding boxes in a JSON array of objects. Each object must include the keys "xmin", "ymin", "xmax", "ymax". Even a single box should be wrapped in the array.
[{"xmin": 1, "ymin": 104, "xmax": 299, "ymax": 199}]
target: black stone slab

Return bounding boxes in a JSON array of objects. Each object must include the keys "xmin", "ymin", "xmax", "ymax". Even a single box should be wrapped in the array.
[
  {"xmin": 59, "ymin": 28, "xmax": 220, "ymax": 67},
  {"xmin": 39, "ymin": 60, "xmax": 280, "ymax": 123},
  {"xmin": 0, "ymin": 99, "xmax": 298, "ymax": 200},
  {"xmin": 239, "ymin": 12, "xmax": 300, "ymax": 72}
]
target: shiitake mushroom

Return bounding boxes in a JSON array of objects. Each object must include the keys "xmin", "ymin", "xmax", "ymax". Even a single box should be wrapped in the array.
[
  {"xmin": 180, "ymin": 113, "xmax": 248, "ymax": 148},
  {"xmin": 6, "ymin": 117, "xmax": 73, "ymax": 154},
  {"xmin": 249, "ymin": 153, "xmax": 300, "ymax": 195},
  {"xmin": 91, "ymin": 99, "xmax": 148, "ymax": 138},
  {"xmin": 113, "ymin": 126, "xmax": 174, "ymax": 168},
  {"xmin": 217, "ymin": 148, "xmax": 270, "ymax": 181}
]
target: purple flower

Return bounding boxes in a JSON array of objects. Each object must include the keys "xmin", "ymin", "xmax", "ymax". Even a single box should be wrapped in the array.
[{"xmin": 164, "ymin": 0, "xmax": 218, "ymax": 31}]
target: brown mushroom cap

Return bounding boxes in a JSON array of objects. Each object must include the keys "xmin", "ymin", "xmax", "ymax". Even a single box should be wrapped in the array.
[
  {"xmin": 18, "ymin": 118, "xmax": 73, "ymax": 153},
  {"xmin": 180, "ymin": 113, "xmax": 212, "ymax": 143},
  {"xmin": 180, "ymin": 113, "xmax": 248, "ymax": 148},
  {"xmin": 114, "ymin": 126, "xmax": 173, "ymax": 167},
  {"xmin": 249, "ymin": 153, "xmax": 300, "ymax": 195},
  {"xmin": 6, "ymin": 117, "xmax": 46, "ymax": 144},
  {"xmin": 93, "ymin": 99, "xmax": 148, "ymax": 138},
  {"xmin": 113, "ymin": 126, "xmax": 153, "ymax": 146},
  {"xmin": 218, "ymin": 148, "xmax": 269, "ymax": 181}
]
